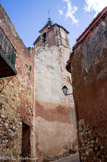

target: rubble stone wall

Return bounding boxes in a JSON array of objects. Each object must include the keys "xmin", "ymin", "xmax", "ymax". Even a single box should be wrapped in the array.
[{"xmin": 0, "ymin": 4, "xmax": 35, "ymax": 161}]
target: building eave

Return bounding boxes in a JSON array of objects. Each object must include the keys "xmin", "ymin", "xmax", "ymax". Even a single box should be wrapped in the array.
[
  {"xmin": 33, "ymin": 36, "xmax": 41, "ymax": 45},
  {"xmin": 73, "ymin": 7, "xmax": 107, "ymax": 50},
  {"xmin": 39, "ymin": 22, "xmax": 69, "ymax": 34},
  {"xmin": 52, "ymin": 23, "xmax": 69, "ymax": 34},
  {"xmin": 39, "ymin": 24, "xmax": 49, "ymax": 33}
]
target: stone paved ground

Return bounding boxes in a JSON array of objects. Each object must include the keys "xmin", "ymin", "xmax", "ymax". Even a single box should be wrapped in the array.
[{"xmin": 54, "ymin": 153, "xmax": 80, "ymax": 162}]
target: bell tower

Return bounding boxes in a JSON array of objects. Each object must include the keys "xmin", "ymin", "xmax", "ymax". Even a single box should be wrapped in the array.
[
  {"xmin": 33, "ymin": 20, "xmax": 77, "ymax": 161},
  {"xmin": 33, "ymin": 18, "xmax": 70, "ymax": 48}
]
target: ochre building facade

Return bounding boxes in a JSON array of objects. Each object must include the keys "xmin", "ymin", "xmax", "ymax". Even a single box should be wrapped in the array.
[{"xmin": 67, "ymin": 7, "xmax": 107, "ymax": 162}]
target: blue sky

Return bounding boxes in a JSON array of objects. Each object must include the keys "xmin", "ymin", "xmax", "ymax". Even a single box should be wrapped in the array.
[{"xmin": 0, "ymin": 0, "xmax": 107, "ymax": 50}]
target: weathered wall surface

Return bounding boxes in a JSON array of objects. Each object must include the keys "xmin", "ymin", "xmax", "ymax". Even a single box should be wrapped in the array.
[
  {"xmin": 0, "ymin": 4, "xmax": 35, "ymax": 161},
  {"xmin": 34, "ymin": 45, "xmax": 77, "ymax": 161},
  {"xmin": 71, "ymin": 14, "xmax": 107, "ymax": 161}
]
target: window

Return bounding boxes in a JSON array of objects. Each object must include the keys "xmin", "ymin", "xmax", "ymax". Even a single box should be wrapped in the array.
[{"xmin": 42, "ymin": 32, "xmax": 47, "ymax": 43}]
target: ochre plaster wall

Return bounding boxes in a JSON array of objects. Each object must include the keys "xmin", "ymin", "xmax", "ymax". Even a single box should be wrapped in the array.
[
  {"xmin": 70, "ymin": 15, "xmax": 107, "ymax": 162},
  {"xmin": 34, "ymin": 45, "xmax": 78, "ymax": 161}
]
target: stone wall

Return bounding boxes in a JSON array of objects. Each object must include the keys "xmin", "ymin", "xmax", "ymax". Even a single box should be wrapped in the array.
[
  {"xmin": 0, "ymin": 4, "xmax": 35, "ymax": 161},
  {"xmin": 70, "ymin": 13, "xmax": 107, "ymax": 161}
]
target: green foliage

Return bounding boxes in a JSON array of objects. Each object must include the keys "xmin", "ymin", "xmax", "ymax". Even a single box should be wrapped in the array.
[{"xmin": 29, "ymin": 65, "xmax": 32, "ymax": 71}]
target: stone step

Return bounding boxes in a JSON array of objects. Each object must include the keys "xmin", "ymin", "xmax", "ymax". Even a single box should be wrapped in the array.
[{"xmin": 53, "ymin": 153, "xmax": 80, "ymax": 162}]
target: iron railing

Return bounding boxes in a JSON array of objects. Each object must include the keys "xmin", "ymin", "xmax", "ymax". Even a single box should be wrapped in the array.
[{"xmin": 0, "ymin": 27, "xmax": 16, "ymax": 67}]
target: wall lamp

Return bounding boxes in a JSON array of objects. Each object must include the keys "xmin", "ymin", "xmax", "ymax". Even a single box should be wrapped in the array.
[
  {"xmin": 62, "ymin": 85, "xmax": 73, "ymax": 96},
  {"xmin": 62, "ymin": 76, "xmax": 73, "ymax": 96}
]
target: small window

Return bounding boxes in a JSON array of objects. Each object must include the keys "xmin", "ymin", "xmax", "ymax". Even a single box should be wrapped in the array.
[{"xmin": 42, "ymin": 32, "xmax": 47, "ymax": 43}]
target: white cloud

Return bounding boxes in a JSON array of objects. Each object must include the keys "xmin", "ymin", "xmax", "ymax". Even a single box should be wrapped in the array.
[
  {"xmin": 58, "ymin": 9, "xmax": 64, "ymax": 15},
  {"xmin": 58, "ymin": 0, "xmax": 78, "ymax": 25},
  {"xmin": 63, "ymin": 0, "xmax": 78, "ymax": 24},
  {"xmin": 84, "ymin": 0, "xmax": 107, "ymax": 17}
]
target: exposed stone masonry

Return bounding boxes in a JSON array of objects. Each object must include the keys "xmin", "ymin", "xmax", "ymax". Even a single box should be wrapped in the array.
[
  {"xmin": 79, "ymin": 119, "xmax": 105, "ymax": 161},
  {"xmin": 0, "ymin": 4, "xmax": 35, "ymax": 161},
  {"xmin": 0, "ymin": 104, "xmax": 22, "ymax": 160}
]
